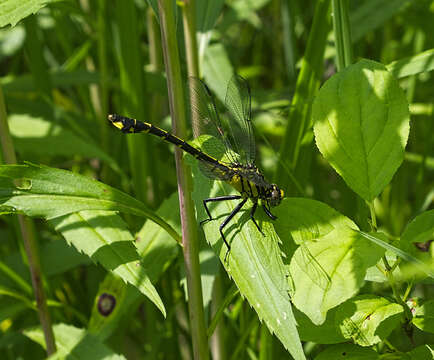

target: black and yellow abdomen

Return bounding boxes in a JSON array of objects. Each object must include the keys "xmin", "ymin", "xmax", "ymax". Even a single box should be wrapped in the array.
[{"xmin": 108, "ymin": 113, "xmax": 230, "ymax": 178}]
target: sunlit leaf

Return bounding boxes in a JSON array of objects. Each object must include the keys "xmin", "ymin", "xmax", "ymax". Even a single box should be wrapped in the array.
[{"xmin": 313, "ymin": 59, "xmax": 410, "ymax": 201}]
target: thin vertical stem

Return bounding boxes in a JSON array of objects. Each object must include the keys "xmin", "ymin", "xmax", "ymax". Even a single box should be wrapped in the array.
[
  {"xmin": 332, "ymin": 0, "xmax": 353, "ymax": 71},
  {"xmin": 0, "ymin": 86, "xmax": 56, "ymax": 355},
  {"xmin": 182, "ymin": 0, "xmax": 201, "ymax": 136},
  {"xmin": 158, "ymin": 0, "xmax": 209, "ymax": 359},
  {"xmin": 182, "ymin": 0, "xmax": 199, "ymax": 78}
]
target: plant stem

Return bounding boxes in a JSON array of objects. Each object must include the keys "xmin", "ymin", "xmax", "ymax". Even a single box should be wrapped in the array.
[
  {"xmin": 332, "ymin": 0, "xmax": 353, "ymax": 71},
  {"xmin": 369, "ymin": 202, "xmax": 412, "ymax": 322},
  {"xmin": 158, "ymin": 0, "xmax": 209, "ymax": 359},
  {"xmin": 368, "ymin": 201, "xmax": 377, "ymax": 231},
  {"xmin": 0, "ymin": 86, "xmax": 56, "ymax": 354},
  {"xmin": 182, "ymin": 0, "xmax": 199, "ymax": 78}
]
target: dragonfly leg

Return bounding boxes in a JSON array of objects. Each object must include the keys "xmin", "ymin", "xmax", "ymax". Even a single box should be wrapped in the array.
[
  {"xmin": 219, "ymin": 198, "xmax": 247, "ymax": 261},
  {"xmin": 249, "ymin": 201, "xmax": 264, "ymax": 236},
  {"xmin": 262, "ymin": 203, "xmax": 277, "ymax": 220},
  {"xmin": 200, "ymin": 195, "xmax": 242, "ymax": 225}
]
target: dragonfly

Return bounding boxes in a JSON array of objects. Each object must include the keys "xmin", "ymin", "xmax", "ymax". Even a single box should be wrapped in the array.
[{"xmin": 108, "ymin": 75, "xmax": 284, "ymax": 260}]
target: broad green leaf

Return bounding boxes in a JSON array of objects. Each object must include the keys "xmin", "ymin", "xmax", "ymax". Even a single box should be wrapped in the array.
[
  {"xmin": 313, "ymin": 59, "xmax": 410, "ymax": 201},
  {"xmin": 0, "ymin": 0, "xmax": 55, "ymax": 27},
  {"xmin": 188, "ymin": 137, "xmax": 305, "ymax": 360},
  {"xmin": 8, "ymin": 114, "xmax": 126, "ymax": 179},
  {"xmin": 0, "ymin": 164, "xmax": 180, "ymax": 243},
  {"xmin": 295, "ymin": 307, "xmax": 346, "ymax": 344},
  {"xmin": 49, "ymin": 210, "xmax": 166, "ymax": 317},
  {"xmin": 335, "ymin": 295, "xmax": 403, "ymax": 346},
  {"xmin": 412, "ymin": 300, "xmax": 434, "ymax": 334},
  {"xmin": 315, "ymin": 343, "xmax": 379, "ymax": 360},
  {"xmin": 274, "ymin": 198, "xmax": 385, "ymax": 325},
  {"xmin": 24, "ymin": 323, "xmax": 126, "ymax": 359}
]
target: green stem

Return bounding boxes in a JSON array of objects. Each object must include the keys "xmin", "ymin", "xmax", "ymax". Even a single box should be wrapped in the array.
[
  {"xmin": 331, "ymin": 0, "xmax": 353, "ymax": 71},
  {"xmin": 182, "ymin": 0, "xmax": 199, "ymax": 78},
  {"xmin": 368, "ymin": 201, "xmax": 377, "ymax": 231},
  {"xmin": 0, "ymin": 86, "xmax": 56, "ymax": 354},
  {"xmin": 369, "ymin": 201, "xmax": 412, "ymax": 322},
  {"xmin": 158, "ymin": 0, "xmax": 209, "ymax": 359},
  {"xmin": 181, "ymin": 0, "xmax": 202, "ymax": 137}
]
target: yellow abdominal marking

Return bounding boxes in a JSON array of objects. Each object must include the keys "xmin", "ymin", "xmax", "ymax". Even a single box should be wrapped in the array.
[
  {"xmin": 228, "ymin": 174, "xmax": 243, "ymax": 193},
  {"xmin": 112, "ymin": 121, "xmax": 124, "ymax": 130}
]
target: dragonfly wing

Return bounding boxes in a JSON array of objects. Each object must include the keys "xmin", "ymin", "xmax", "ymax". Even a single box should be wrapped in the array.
[
  {"xmin": 224, "ymin": 75, "xmax": 255, "ymax": 165},
  {"xmin": 198, "ymin": 161, "xmax": 232, "ymax": 181},
  {"xmin": 189, "ymin": 77, "xmax": 239, "ymax": 165}
]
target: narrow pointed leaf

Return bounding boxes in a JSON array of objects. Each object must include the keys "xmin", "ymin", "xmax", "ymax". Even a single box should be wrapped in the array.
[
  {"xmin": 0, "ymin": 164, "xmax": 180, "ymax": 243},
  {"xmin": 188, "ymin": 137, "xmax": 305, "ymax": 360},
  {"xmin": 49, "ymin": 210, "xmax": 166, "ymax": 317}
]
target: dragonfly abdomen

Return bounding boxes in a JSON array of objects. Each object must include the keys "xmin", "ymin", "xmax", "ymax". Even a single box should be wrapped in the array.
[{"xmin": 108, "ymin": 114, "xmax": 226, "ymax": 168}]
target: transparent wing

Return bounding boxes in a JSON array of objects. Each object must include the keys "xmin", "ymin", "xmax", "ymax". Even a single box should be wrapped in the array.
[
  {"xmin": 198, "ymin": 162, "xmax": 232, "ymax": 181},
  {"xmin": 224, "ymin": 75, "xmax": 255, "ymax": 165},
  {"xmin": 189, "ymin": 77, "xmax": 239, "ymax": 166}
]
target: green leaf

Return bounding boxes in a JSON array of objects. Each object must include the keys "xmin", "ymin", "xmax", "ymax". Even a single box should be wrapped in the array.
[
  {"xmin": 88, "ymin": 193, "xmax": 181, "ymax": 340},
  {"xmin": 295, "ymin": 306, "xmax": 346, "ymax": 344},
  {"xmin": 88, "ymin": 274, "xmax": 138, "ymax": 341},
  {"xmin": 401, "ymin": 210, "xmax": 434, "ymax": 259},
  {"xmin": 188, "ymin": 137, "xmax": 305, "ymax": 360},
  {"xmin": 335, "ymin": 295, "xmax": 403, "ymax": 346},
  {"xmin": 8, "ymin": 114, "xmax": 126, "ymax": 179},
  {"xmin": 135, "ymin": 192, "xmax": 180, "ymax": 282},
  {"xmin": 274, "ymin": 198, "xmax": 385, "ymax": 325},
  {"xmin": 24, "ymin": 323, "xmax": 126, "ymax": 359},
  {"xmin": 387, "ymin": 49, "xmax": 434, "ymax": 79},
  {"xmin": 49, "ymin": 210, "xmax": 166, "ymax": 317},
  {"xmin": 413, "ymin": 300, "xmax": 434, "ymax": 334},
  {"xmin": 0, "ymin": 0, "xmax": 56, "ymax": 27},
  {"xmin": 315, "ymin": 343, "xmax": 379, "ymax": 360},
  {"xmin": 0, "ymin": 164, "xmax": 181, "ymax": 243},
  {"xmin": 313, "ymin": 59, "xmax": 410, "ymax": 201}
]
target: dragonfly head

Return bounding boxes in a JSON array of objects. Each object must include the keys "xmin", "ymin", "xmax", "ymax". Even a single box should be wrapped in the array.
[{"xmin": 269, "ymin": 184, "xmax": 284, "ymax": 207}]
